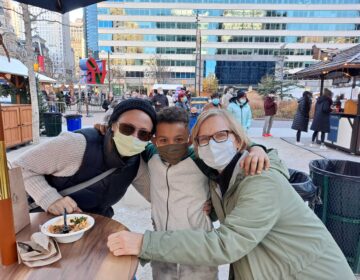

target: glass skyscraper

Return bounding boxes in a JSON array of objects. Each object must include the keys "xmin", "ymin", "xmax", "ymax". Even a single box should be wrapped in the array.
[
  {"xmin": 84, "ymin": 4, "xmax": 99, "ymax": 59},
  {"xmin": 93, "ymin": 0, "xmax": 360, "ymax": 87}
]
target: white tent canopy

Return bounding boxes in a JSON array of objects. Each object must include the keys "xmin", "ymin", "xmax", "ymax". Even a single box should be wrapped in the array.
[
  {"xmin": 152, "ymin": 84, "xmax": 183, "ymax": 90},
  {"xmin": 0, "ymin": 56, "xmax": 28, "ymax": 76},
  {"xmin": 36, "ymin": 73, "xmax": 57, "ymax": 84},
  {"xmin": 0, "ymin": 55, "xmax": 57, "ymax": 84}
]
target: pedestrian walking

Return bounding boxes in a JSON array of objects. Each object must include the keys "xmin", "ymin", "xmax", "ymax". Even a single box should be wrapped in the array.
[
  {"xmin": 175, "ymin": 92, "xmax": 190, "ymax": 112},
  {"xmin": 262, "ymin": 91, "xmax": 277, "ymax": 137},
  {"xmin": 203, "ymin": 92, "xmax": 222, "ymax": 111},
  {"xmin": 227, "ymin": 90, "xmax": 252, "ymax": 133},
  {"xmin": 310, "ymin": 88, "xmax": 333, "ymax": 149},
  {"xmin": 151, "ymin": 87, "xmax": 169, "ymax": 112},
  {"xmin": 291, "ymin": 91, "xmax": 313, "ymax": 145}
]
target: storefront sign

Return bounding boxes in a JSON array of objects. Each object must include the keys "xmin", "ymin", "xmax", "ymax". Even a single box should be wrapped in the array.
[{"xmin": 328, "ymin": 115, "xmax": 340, "ymax": 142}]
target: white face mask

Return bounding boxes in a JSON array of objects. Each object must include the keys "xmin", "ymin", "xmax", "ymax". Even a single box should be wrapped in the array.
[
  {"xmin": 198, "ymin": 139, "xmax": 237, "ymax": 170},
  {"xmin": 113, "ymin": 130, "xmax": 148, "ymax": 157}
]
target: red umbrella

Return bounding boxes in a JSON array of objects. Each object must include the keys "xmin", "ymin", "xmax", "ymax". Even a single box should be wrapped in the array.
[{"xmin": 14, "ymin": 0, "xmax": 104, "ymax": 13}]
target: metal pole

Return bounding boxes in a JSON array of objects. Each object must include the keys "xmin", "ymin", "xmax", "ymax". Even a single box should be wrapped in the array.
[
  {"xmin": 108, "ymin": 51, "xmax": 111, "ymax": 99},
  {"xmin": 199, "ymin": 33, "xmax": 202, "ymax": 96},
  {"xmin": 195, "ymin": 11, "xmax": 199, "ymax": 96}
]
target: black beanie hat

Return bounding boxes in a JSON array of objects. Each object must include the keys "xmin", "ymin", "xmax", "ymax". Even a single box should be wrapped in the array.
[{"xmin": 108, "ymin": 98, "xmax": 157, "ymax": 133}]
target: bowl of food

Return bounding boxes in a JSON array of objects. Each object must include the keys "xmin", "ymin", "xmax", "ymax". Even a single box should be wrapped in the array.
[{"xmin": 41, "ymin": 214, "xmax": 95, "ymax": 243}]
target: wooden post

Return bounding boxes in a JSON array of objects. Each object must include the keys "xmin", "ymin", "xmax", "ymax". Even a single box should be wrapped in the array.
[
  {"xmin": 320, "ymin": 75, "xmax": 325, "ymax": 96},
  {"xmin": 0, "ymin": 104, "xmax": 17, "ymax": 265}
]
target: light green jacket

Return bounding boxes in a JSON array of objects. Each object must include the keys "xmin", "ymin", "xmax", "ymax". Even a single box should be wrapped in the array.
[{"xmin": 140, "ymin": 150, "xmax": 355, "ymax": 280}]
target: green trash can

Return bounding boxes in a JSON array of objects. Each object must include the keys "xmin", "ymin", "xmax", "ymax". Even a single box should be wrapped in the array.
[
  {"xmin": 309, "ymin": 159, "xmax": 360, "ymax": 273},
  {"xmin": 43, "ymin": 112, "xmax": 62, "ymax": 137}
]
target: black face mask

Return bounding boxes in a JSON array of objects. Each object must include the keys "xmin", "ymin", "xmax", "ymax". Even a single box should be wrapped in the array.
[{"xmin": 157, "ymin": 143, "xmax": 189, "ymax": 165}]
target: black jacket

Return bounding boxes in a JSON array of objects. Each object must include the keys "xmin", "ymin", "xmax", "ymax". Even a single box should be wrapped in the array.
[
  {"xmin": 291, "ymin": 96, "xmax": 312, "ymax": 132},
  {"xmin": 44, "ymin": 128, "xmax": 140, "ymax": 217},
  {"xmin": 152, "ymin": 93, "xmax": 169, "ymax": 111},
  {"xmin": 310, "ymin": 96, "xmax": 333, "ymax": 133}
]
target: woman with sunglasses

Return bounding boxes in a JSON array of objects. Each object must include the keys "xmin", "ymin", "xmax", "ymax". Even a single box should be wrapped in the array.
[
  {"xmin": 13, "ymin": 99, "xmax": 157, "ymax": 218},
  {"xmin": 107, "ymin": 109, "xmax": 354, "ymax": 279}
]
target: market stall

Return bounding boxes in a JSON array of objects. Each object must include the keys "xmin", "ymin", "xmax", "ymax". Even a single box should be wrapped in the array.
[{"xmin": 295, "ymin": 44, "xmax": 360, "ymax": 155}]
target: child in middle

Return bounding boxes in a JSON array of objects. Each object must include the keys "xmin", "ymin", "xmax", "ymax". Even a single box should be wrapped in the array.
[{"xmin": 142, "ymin": 106, "xmax": 217, "ymax": 279}]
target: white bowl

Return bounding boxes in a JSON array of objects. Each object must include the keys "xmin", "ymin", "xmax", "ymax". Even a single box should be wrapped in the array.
[{"xmin": 41, "ymin": 214, "xmax": 95, "ymax": 243}]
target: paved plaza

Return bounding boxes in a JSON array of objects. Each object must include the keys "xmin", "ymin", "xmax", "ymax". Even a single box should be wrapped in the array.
[{"xmin": 6, "ymin": 112, "xmax": 359, "ymax": 279}]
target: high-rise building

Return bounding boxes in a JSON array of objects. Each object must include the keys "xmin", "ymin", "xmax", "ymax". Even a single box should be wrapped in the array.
[
  {"xmin": 94, "ymin": 0, "xmax": 360, "ymax": 88},
  {"xmin": 84, "ymin": 4, "xmax": 99, "ymax": 58},
  {"xmin": 8, "ymin": 3, "xmax": 74, "ymax": 82},
  {"xmin": 70, "ymin": 18, "xmax": 85, "ymax": 81}
]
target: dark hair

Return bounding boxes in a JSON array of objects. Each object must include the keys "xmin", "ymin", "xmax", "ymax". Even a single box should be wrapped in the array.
[
  {"xmin": 236, "ymin": 89, "xmax": 246, "ymax": 99},
  {"xmin": 157, "ymin": 106, "xmax": 189, "ymax": 126},
  {"xmin": 211, "ymin": 92, "xmax": 220, "ymax": 99},
  {"xmin": 323, "ymin": 88, "xmax": 333, "ymax": 98},
  {"xmin": 303, "ymin": 91, "xmax": 312, "ymax": 98}
]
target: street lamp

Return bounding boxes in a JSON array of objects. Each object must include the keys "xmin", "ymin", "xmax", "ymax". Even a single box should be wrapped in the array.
[{"xmin": 101, "ymin": 50, "xmax": 111, "ymax": 99}]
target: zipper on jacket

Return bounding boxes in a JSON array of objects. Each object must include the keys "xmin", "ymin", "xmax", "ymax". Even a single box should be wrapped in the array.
[{"xmin": 165, "ymin": 165, "xmax": 171, "ymax": 230}]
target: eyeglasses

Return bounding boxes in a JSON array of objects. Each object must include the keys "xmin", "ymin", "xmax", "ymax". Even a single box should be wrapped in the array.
[
  {"xmin": 118, "ymin": 123, "xmax": 152, "ymax": 142},
  {"xmin": 195, "ymin": 130, "xmax": 231, "ymax": 147}
]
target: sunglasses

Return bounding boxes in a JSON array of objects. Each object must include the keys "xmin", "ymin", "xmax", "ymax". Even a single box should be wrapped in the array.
[{"xmin": 118, "ymin": 123, "xmax": 152, "ymax": 142}]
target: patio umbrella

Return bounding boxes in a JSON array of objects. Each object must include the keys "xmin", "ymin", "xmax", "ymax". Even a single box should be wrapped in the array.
[{"xmin": 14, "ymin": 0, "xmax": 103, "ymax": 14}]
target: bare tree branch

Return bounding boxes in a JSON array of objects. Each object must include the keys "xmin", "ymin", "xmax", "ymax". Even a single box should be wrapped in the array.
[{"xmin": 2, "ymin": 6, "xmax": 82, "ymax": 28}]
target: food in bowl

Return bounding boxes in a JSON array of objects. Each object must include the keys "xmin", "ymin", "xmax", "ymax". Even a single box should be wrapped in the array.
[
  {"xmin": 41, "ymin": 214, "xmax": 95, "ymax": 243},
  {"xmin": 48, "ymin": 216, "xmax": 89, "ymax": 234}
]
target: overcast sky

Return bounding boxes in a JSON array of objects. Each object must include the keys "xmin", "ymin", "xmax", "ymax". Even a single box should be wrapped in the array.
[{"xmin": 69, "ymin": 8, "xmax": 83, "ymax": 21}]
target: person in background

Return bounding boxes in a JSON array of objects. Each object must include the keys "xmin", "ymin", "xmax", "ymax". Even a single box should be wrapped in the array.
[
  {"xmin": 189, "ymin": 106, "xmax": 199, "ymax": 133},
  {"xmin": 175, "ymin": 92, "xmax": 190, "ymax": 113},
  {"xmin": 47, "ymin": 90, "xmax": 56, "ymax": 112},
  {"xmin": 291, "ymin": 91, "xmax": 313, "ymax": 146},
  {"xmin": 227, "ymin": 90, "xmax": 252, "ymax": 133},
  {"xmin": 167, "ymin": 91, "xmax": 175, "ymax": 107},
  {"xmin": 152, "ymin": 87, "xmax": 169, "ymax": 112},
  {"xmin": 221, "ymin": 86, "xmax": 235, "ymax": 109},
  {"xmin": 262, "ymin": 90, "xmax": 277, "ymax": 137},
  {"xmin": 310, "ymin": 88, "xmax": 333, "ymax": 149},
  {"xmin": 103, "ymin": 98, "xmax": 120, "ymax": 123},
  {"xmin": 203, "ymin": 92, "xmax": 222, "ymax": 111}
]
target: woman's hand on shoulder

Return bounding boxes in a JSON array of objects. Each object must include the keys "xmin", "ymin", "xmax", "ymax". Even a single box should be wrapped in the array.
[
  {"xmin": 240, "ymin": 146, "xmax": 270, "ymax": 176},
  {"xmin": 94, "ymin": 123, "xmax": 108, "ymax": 135}
]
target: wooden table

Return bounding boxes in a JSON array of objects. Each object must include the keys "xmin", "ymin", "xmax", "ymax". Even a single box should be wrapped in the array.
[{"xmin": 0, "ymin": 213, "xmax": 138, "ymax": 280}]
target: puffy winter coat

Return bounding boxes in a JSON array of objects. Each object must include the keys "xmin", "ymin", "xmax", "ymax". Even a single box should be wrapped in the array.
[
  {"xmin": 227, "ymin": 101, "xmax": 252, "ymax": 132},
  {"xmin": 291, "ymin": 96, "xmax": 312, "ymax": 132},
  {"xmin": 264, "ymin": 96, "xmax": 277, "ymax": 116},
  {"xmin": 310, "ymin": 95, "xmax": 333, "ymax": 133}
]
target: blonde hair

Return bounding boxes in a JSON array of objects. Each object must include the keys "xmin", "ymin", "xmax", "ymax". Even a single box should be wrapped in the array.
[{"xmin": 191, "ymin": 109, "xmax": 250, "ymax": 152}]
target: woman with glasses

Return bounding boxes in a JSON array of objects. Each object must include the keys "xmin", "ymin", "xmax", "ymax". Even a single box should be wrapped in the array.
[
  {"xmin": 13, "ymin": 99, "xmax": 157, "ymax": 218},
  {"xmin": 107, "ymin": 109, "xmax": 354, "ymax": 279}
]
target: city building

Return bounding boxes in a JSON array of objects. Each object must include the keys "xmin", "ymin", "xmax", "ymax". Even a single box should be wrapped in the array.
[
  {"xmin": 31, "ymin": 35, "xmax": 54, "ymax": 77},
  {"xmin": 70, "ymin": 18, "xmax": 86, "ymax": 81},
  {"xmin": 84, "ymin": 4, "xmax": 99, "ymax": 58},
  {"xmin": 92, "ymin": 0, "xmax": 360, "ymax": 90},
  {"xmin": 8, "ymin": 3, "xmax": 74, "ymax": 82}
]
